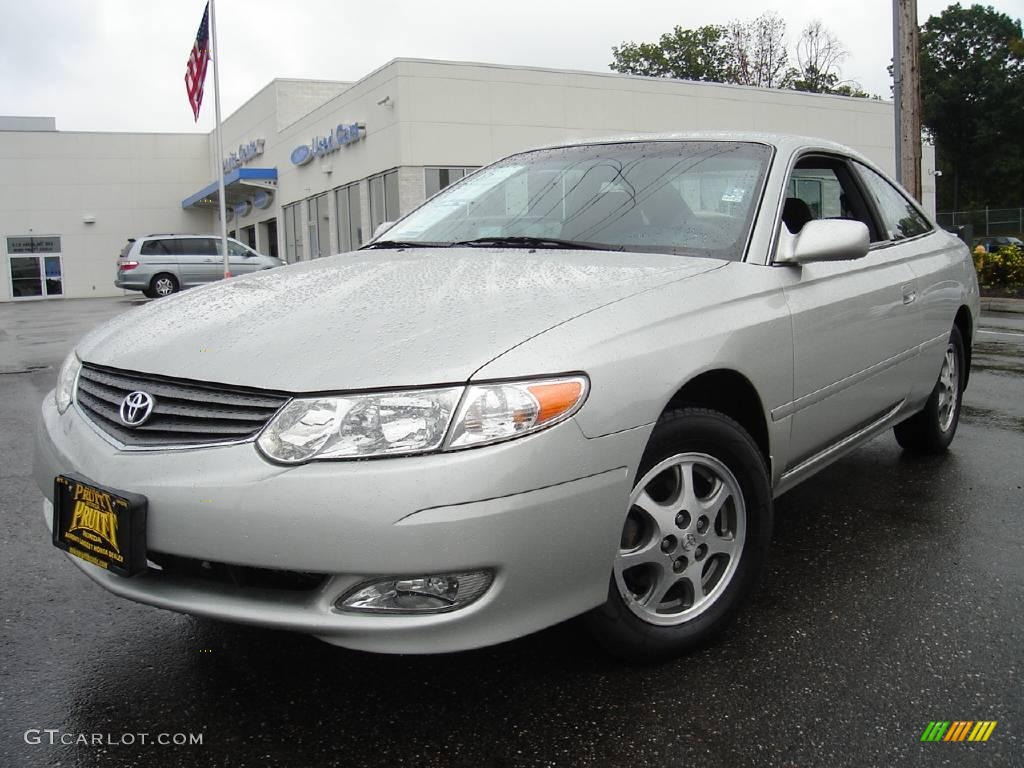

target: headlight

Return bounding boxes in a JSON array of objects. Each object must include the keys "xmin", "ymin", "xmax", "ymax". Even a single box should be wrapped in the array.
[
  {"xmin": 445, "ymin": 376, "xmax": 589, "ymax": 449},
  {"xmin": 257, "ymin": 387, "xmax": 464, "ymax": 464},
  {"xmin": 256, "ymin": 374, "xmax": 589, "ymax": 464},
  {"xmin": 55, "ymin": 352, "xmax": 81, "ymax": 414}
]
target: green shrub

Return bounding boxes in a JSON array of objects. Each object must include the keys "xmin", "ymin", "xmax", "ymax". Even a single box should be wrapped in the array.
[{"xmin": 973, "ymin": 243, "xmax": 1024, "ymax": 288}]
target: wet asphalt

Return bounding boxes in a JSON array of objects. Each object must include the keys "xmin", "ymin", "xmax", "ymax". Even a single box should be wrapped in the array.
[{"xmin": 0, "ymin": 298, "xmax": 1021, "ymax": 768}]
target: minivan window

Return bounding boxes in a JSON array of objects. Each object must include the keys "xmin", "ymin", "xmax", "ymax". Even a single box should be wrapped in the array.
[
  {"xmin": 176, "ymin": 238, "xmax": 218, "ymax": 256},
  {"xmin": 140, "ymin": 239, "xmax": 173, "ymax": 256},
  {"xmin": 227, "ymin": 241, "xmax": 250, "ymax": 257}
]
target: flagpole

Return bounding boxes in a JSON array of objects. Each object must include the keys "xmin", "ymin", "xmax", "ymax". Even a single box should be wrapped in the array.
[{"xmin": 208, "ymin": 0, "xmax": 230, "ymax": 278}]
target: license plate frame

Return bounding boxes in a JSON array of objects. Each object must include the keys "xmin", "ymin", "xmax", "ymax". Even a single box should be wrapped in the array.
[{"xmin": 52, "ymin": 474, "xmax": 148, "ymax": 577}]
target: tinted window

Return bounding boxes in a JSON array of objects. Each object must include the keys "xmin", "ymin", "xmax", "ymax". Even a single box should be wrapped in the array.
[
  {"xmin": 140, "ymin": 239, "xmax": 173, "ymax": 256},
  {"xmin": 176, "ymin": 238, "xmax": 218, "ymax": 256},
  {"xmin": 856, "ymin": 164, "xmax": 931, "ymax": 241}
]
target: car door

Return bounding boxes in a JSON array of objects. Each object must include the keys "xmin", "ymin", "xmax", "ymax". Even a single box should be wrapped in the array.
[
  {"xmin": 774, "ymin": 154, "xmax": 920, "ymax": 467},
  {"xmin": 853, "ymin": 161, "xmax": 961, "ymax": 407},
  {"xmin": 226, "ymin": 239, "xmax": 258, "ymax": 274},
  {"xmin": 174, "ymin": 237, "xmax": 220, "ymax": 286}
]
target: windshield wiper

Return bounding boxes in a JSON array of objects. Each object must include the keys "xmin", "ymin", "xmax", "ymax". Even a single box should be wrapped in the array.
[
  {"xmin": 451, "ymin": 236, "xmax": 614, "ymax": 251},
  {"xmin": 361, "ymin": 240, "xmax": 444, "ymax": 250}
]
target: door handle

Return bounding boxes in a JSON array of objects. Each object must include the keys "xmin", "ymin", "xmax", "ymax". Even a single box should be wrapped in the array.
[{"xmin": 902, "ymin": 284, "xmax": 917, "ymax": 305}]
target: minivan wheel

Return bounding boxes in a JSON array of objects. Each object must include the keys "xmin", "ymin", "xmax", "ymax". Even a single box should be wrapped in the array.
[
  {"xmin": 150, "ymin": 273, "xmax": 179, "ymax": 297},
  {"xmin": 586, "ymin": 407, "xmax": 772, "ymax": 662},
  {"xmin": 893, "ymin": 326, "xmax": 964, "ymax": 454}
]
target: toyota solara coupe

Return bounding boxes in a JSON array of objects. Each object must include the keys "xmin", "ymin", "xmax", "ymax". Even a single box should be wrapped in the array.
[{"xmin": 35, "ymin": 133, "xmax": 979, "ymax": 660}]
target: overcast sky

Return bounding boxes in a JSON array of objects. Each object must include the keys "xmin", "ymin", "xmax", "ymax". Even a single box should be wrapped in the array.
[{"xmin": 0, "ymin": 0, "xmax": 1018, "ymax": 133}]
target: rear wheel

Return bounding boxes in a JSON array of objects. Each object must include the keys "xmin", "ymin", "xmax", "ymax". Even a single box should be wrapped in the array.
[
  {"xmin": 894, "ymin": 326, "xmax": 964, "ymax": 453},
  {"xmin": 149, "ymin": 273, "xmax": 179, "ymax": 298},
  {"xmin": 586, "ymin": 407, "xmax": 772, "ymax": 661}
]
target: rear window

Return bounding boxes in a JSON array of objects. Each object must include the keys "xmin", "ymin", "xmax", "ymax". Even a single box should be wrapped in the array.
[{"xmin": 119, "ymin": 240, "xmax": 135, "ymax": 258}]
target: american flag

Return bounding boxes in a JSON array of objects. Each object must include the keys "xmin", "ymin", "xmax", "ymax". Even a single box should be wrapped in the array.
[{"xmin": 184, "ymin": 3, "xmax": 211, "ymax": 121}]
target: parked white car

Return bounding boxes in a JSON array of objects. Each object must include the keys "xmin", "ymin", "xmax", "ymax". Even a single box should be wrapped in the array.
[{"xmin": 36, "ymin": 133, "xmax": 979, "ymax": 660}]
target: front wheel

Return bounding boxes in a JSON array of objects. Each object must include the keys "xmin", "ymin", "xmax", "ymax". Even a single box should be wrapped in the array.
[
  {"xmin": 894, "ymin": 326, "xmax": 964, "ymax": 454},
  {"xmin": 586, "ymin": 407, "xmax": 773, "ymax": 662}
]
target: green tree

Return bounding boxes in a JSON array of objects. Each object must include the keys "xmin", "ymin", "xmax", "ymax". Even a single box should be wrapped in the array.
[
  {"xmin": 610, "ymin": 25, "xmax": 733, "ymax": 82},
  {"xmin": 919, "ymin": 3, "xmax": 1024, "ymax": 210}
]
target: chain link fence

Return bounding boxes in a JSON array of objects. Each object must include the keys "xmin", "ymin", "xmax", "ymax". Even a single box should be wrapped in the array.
[{"xmin": 936, "ymin": 208, "xmax": 1024, "ymax": 241}]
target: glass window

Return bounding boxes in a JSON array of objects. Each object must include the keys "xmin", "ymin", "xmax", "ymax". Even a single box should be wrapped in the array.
[
  {"xmin": 306, "ymin": 193, "xmax": 330, "ymax": 258},
  {"xmin": 369, "ymin": 170, "xmax": 399, "ymax": 233},
  {"xmin": 383, "ymin": 143, "xmax": 772, "ymax": 260},
  {"xmin": 334, "ymin": 183, "xmax": 363, "ymax": 252},
  {"xmin": 855, "ymin": 164, "xmax": 932, "ymax": 241},
  {"xmin": 425, "ymin": 167, "xmax": 473, "ymax": 197},
  {"xmin": 227, "ymin": 240, "xmax": 250, "ymax": 257},
  {"xmin": 283, "ymin": 202, "xmax": 303, "ymax": 262},
  {"xmin": 175, "ymin": 238, "xmax": 218, "ymax": 256},
  {"xmin": 140, "ymin": 239, "xmax": 173, "ymax": 256},
  {"xmin": 6, "ymin": 236, "xmax": 60, "ymax": 254}
]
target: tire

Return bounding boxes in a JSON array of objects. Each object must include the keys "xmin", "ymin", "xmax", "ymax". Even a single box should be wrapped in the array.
[
  {"xmin": 141, "ymin": 288, "xmax": 158, "ymax": 299},
  {"xmin": 585, "ymin": 407, "xmax": 773, "ymax": 662},
  {"xmin": 894, "ymin": 326, "xmax": 964, "ymax": 454},
  {"xmin": 149, "ymin": 273, "xmax": 179, "ymax": 298}
]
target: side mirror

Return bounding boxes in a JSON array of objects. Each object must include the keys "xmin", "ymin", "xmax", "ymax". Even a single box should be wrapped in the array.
[
  {"xmin": 776, "ymin": 219, "xmax": 870, "ymax": 265},
  {"xmin": 372, "ymin": 221, "xmax": 395, "ymax": 240}
]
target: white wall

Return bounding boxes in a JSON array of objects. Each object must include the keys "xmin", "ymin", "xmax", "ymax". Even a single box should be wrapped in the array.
[{"xmin": 0, "ymin": 131, "xmax": 209, "ymax": 301}]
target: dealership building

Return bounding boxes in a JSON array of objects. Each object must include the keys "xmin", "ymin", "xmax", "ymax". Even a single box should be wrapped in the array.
[{"xmin": 0, "ymin": 58, "xmax": 936, "ymax": 302}]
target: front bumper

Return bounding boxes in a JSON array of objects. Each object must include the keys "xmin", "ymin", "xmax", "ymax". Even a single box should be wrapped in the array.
[{"xmin": 35, "ymin": 396, "xmax": 648, "ymax": 653}]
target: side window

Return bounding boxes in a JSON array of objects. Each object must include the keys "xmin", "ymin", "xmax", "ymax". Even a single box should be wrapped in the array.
[
  {"xmin": 176, "ymin": 238, "xmax": 217, "ymax": 256},
  {"xmin": 855, "ymin": 164, "xmax": 932, "ymax": 242},
  {"xmin": 782, "ymin": 157, "xmax": 877, "ymax": 239},
  {"xmin": 140, "ymin": 239, "xmax": 172, "ymax": 256},
  {"xmin": 227, "ymin": 240, "xmax": 249, "ymax": 257}
]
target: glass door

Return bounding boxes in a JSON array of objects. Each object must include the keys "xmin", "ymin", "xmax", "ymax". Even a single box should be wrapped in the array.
[{"xmin": 7, "ymin": 236, "xmax": 63, "ymax": 300}]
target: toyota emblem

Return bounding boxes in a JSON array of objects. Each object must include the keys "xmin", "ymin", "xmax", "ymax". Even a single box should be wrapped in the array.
[{"xmin": 119, "ymin": 391, "xmax": 155, "ymax": 427}]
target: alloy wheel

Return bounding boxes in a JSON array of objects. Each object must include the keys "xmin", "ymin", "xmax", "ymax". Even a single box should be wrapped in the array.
[
  {"xmin": 615, "ymin": 452, "xmax": 746, "ymax": 626},
  {"xmin": 937, "ymin": 342, "xmax": 958, "ymax": 432}
]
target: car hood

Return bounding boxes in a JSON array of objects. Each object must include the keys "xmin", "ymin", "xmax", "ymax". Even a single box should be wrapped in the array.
[{"xmin": 78, "ymin": 248, "xmax": 722, "ymax": 391}]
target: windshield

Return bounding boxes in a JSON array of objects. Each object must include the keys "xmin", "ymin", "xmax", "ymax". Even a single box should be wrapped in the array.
[{"xmin": 377, "ymin": 141, "xmax": 772, "ymax": 260}]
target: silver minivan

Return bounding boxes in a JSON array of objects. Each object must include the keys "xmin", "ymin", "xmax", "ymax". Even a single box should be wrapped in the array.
[{"xmin": 116, "ymin": 234, "xmax": 283, "ymax": 297}]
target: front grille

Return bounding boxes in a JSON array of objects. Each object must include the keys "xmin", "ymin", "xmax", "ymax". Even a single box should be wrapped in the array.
[
  {"xmin": 76, "ymin": 363, "xmax": 289, "ymax": 448},
  {"xmin": 147, "ymin": 551, "xmax": 327, "ymax": 592}
]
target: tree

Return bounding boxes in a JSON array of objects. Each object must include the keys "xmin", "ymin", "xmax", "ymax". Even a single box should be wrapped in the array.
[
  {"xmin": 919, "ymin": 3, "xmax": 1024, "ymax": 210},
  {"xmin": 610, "ymin": 13, "xmax": 793, "ymax": 88},
  {"xmin": 610, "ymin": 25, "xmax": 733, "ymax": 82},
  {"xmin": 791, "ymin": 20, "xmax": 848, "ymax": 93},
  {"xmin": 610, "ymin": 14, "xmax": 872, "ymax": 94}
]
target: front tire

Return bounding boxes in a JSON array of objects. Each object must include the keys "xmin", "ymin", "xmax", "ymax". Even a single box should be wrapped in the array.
[
  {"xmin": 586, "ymin": 407, "xmax": 772, "ymax": 661},
  {"xmin": 894, "ymin": 326, "xmax": 964, "ymax": 454}
]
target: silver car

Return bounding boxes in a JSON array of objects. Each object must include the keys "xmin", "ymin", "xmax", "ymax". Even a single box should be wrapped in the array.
[
  {"xmin": 36, "ymin": 133, "xmax": 979, "ymax": 660},
  {"xmin": 115, "ymin": 234, "xmax": 282, "ymax": 298}
]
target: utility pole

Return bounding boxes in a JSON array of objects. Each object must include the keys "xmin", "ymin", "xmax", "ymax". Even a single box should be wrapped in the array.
[{"xmin": 892, "ymin": 0, "xmax": 922, "ymax": 201}]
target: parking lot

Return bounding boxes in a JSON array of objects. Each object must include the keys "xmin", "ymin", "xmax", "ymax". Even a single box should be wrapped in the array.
[{"xmin": 1, "ymin": 297, "xmax": 1021, "ymax": 768}]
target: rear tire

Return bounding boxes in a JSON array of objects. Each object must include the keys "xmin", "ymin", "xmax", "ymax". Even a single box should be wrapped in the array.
[
  {"xmin": 894, "ymin": 326, "xmax": 964, "ymax": 454},
  {"xmin": 585, "ymin": 407, "xmax": 772, "ymax": 662},
  {"xmin": 149, "ymin": 273, "xmax": 179, "ymax": 298},
  {"xmin": 141, "ymin": 288, "xmax": 158, "ymax": 299}
]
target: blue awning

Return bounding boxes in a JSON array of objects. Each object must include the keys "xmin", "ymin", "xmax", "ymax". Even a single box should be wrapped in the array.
[{"xmin": 181, "ymin": 167, "xmax": 278, "ymax": 210}]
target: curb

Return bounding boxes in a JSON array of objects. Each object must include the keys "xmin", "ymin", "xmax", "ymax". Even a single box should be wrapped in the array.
[{"xmin": 981, "ymin": 297, "xmax": 1024, "ymax": 314}]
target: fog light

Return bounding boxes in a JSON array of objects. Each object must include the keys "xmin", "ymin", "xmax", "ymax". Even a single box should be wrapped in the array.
[{"xmin": 337, "ymin": 570, "xmax": 493, "ymax": 614}]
